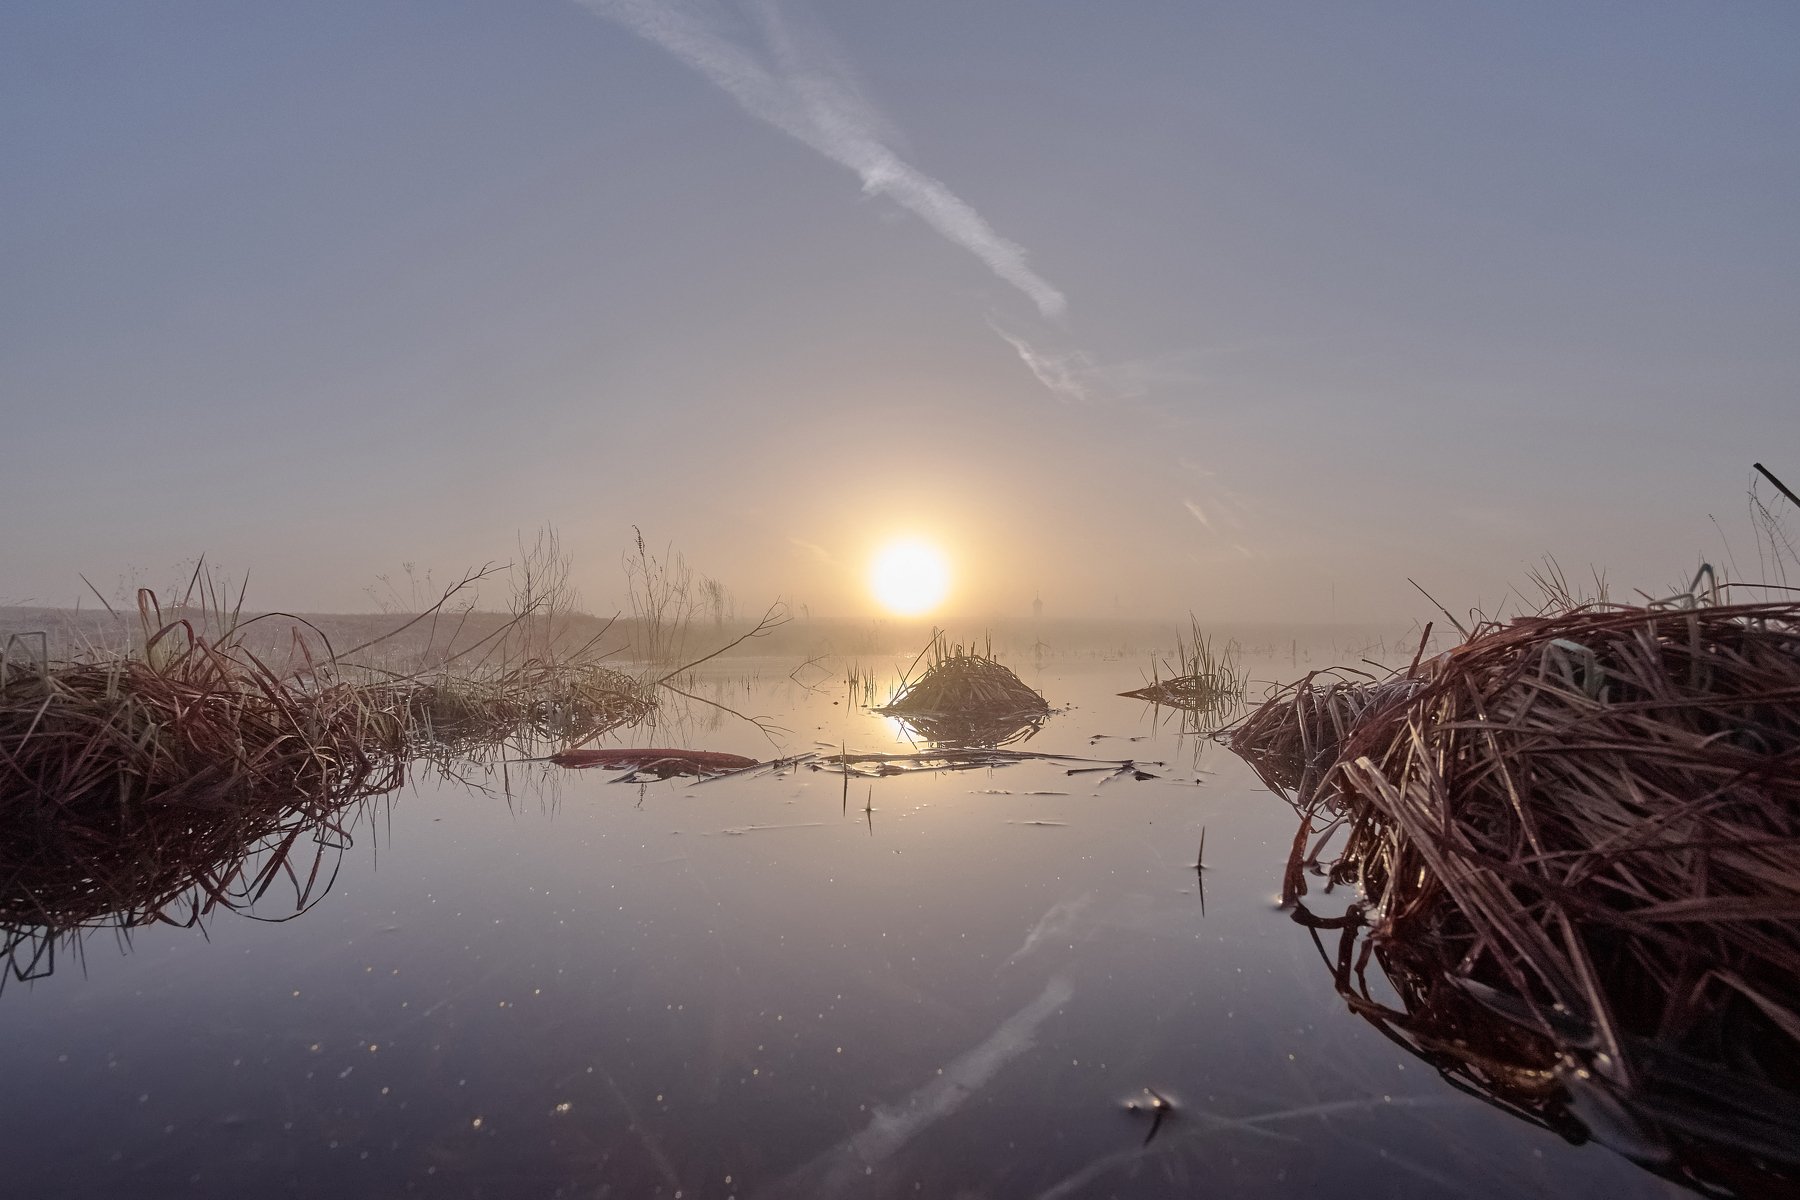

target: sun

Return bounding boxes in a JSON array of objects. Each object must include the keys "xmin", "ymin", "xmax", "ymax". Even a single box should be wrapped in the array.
[{"xmin": 869, "ymin": 538, "xmax": 951, "ymax": 616}]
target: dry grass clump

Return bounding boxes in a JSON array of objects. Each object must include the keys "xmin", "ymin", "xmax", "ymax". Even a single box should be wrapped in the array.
[
  {"xmin": 1230, "ymin": 671, "xmax": 1422, "ymax": 796},
  {"xmin": 877, "ymin": 632, "xmax": 1049, "ymax": 747},
  {"xmin": 0, "ymin": 534, "xmax": 785, "ymax": 982},
  {"xmin": 341, "ymin": 544, "xmax": 656, "ymax": 749},
  {"xmin": 375, "ymin": 662, "xmax": 653, "ymax": 750},
  {"xmin": 1233, "ymin": 599, "xmax": 1800, "ymax": 1187},
  {"xmin": 1, "ymin": 605, "xmax": 404, "ymax": 985}
]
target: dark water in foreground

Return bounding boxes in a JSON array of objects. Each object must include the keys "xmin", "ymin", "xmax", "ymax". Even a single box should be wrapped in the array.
[{"xmin": 0, "ymin": 656, "xmax": 1685, "ymax": 1199}]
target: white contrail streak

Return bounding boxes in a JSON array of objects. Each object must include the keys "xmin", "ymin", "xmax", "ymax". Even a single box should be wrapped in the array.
[{"xmin": 577, "ymin": 0, "xmax": 1067, "ymax": 318}]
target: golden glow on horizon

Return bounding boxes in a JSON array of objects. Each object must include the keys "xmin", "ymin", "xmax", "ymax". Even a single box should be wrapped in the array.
[{"xmin": 869, "ymin": 538, "xmax": 951, "ymax": 616}]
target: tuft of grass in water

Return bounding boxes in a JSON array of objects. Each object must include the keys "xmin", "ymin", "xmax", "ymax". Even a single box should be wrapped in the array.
[
  {"xmin": 0, "ymin": 532, "xmax": 786, "ymax": 979},
  {"xmin": 331, "ymin": 539, "xmax": 653, "ymax": 754},
  {"xmin": 877, "ymin": 631, "xmax": 1049, "ymax": 747},
  {"xmin": 1227, "ymin": 591, "xmax": 1800, "ymax": 1188},
  {"xmin": 843, "ymin": 660, "xmax": 878, "ymax": 708},
  {"xmin": 1118, "ymin": 615, "xmax": 1246, "ymax": 728},
  {"xmin": 1, "ymin": 578, "xmax": 407, "ymax": 987}
]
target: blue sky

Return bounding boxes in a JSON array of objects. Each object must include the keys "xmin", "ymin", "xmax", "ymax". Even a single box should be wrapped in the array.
[{"xmin": 5, "ymin": 2, "xmax": 1797, "ymax": 620}]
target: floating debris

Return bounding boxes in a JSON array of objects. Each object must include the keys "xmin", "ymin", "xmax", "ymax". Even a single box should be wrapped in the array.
[
  {"xmin": 813, "ymin": 748, "xmax": 1162, "ymax": 780},
  {"xmin": 545, "ymin": 747, "xmax": 758, "ymax": 777},
  {"xmin": 709, "ymin": 822, "xmax": 826, "ymax": 837},
  {"xmin": 1067, "ymin": 761, "xmax": 1161, "ymax": 782},
  {"xmin": 1122, "ymin": 1088, "xmax": 1174, "ymax": 1146}
]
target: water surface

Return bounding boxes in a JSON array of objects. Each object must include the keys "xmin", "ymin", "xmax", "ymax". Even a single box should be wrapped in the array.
[{"xmin": 0, "ymin": 654, "xmax": 1683, "ymax": 1198}]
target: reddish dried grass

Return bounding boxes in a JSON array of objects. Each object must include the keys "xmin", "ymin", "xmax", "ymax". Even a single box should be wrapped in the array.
[{"xmin": 1232, "ymin": 600, "xmax": 1800, "ymax": 1188}]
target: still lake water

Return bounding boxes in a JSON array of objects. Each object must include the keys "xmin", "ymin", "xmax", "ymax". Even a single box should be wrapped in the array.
[{"xmin": 0, "ymin": 653, "xmax": 1686, "ymax": 1198}]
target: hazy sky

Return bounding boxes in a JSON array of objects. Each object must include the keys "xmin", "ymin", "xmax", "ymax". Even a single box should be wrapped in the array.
[{"xmin": 5, "ymin": 2, "xmax": 1797, "ymax": 622}]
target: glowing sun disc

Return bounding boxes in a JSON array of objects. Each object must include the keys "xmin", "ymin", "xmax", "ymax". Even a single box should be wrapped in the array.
[{"xmin": 870, "ymin": 539, "xmax": 951, "ymax": 616}]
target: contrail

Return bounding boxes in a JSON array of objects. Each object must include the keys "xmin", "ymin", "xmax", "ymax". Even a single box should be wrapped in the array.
[{"xmin": 577, "ymin": 0, "xmax": 1067, "ymax": 318}]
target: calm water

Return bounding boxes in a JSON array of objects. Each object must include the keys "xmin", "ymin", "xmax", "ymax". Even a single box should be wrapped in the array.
[{"xmin": 0, "ymin": 654, "xmax": 1685, "ymax": 1198}]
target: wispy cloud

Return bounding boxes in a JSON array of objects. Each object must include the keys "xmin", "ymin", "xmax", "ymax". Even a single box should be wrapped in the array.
[
  {"xmin": 1183, "ymin": 464, "xmax": 1258, "ymax": 557},
  {"xmin": 787, "ymin": 535, "xmax": 835, "ymax": 563},
  {"xmin": 992, "ymin": 323, "xmax": 1224, "ymax": 407},
  {"xmin": 991, "ymin": 323, "xmax": 1096, "ymax": 404},
  {"xmin": 579, "ymin": 0, "xmax": 1066, "ymax": 319}
]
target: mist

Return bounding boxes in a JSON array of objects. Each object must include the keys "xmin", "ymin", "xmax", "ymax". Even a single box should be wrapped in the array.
[{"xmin": 4, "ymin": 3, "xmax": 1796, "ymax": 622}]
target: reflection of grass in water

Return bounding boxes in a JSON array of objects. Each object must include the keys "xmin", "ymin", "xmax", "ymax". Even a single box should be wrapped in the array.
[
  {"xmin": 876, "ymin": 631, "xmax": 1049, "ymax": 747},
  {"xmin": 2, "ymin": 787, "xmax": 398, "ymax": 993},
  {"xmin": 887, "ymin": 708, "xmax": 1047, "ymax": 749},
  {"xmin": 844, "ymin": 659, "xmax": 877, "ymax": 708},
  {"xmin": 1296, "ymin": 906, "xmax": 1800, "ymax": 1195}
]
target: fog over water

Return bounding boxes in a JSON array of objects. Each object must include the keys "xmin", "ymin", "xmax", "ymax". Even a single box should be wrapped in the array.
[{"xmin": 4, "ymin": 3, "xmax": 1796, "ymax": 622}]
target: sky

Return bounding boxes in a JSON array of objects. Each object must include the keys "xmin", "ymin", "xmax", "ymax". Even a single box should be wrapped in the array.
[{"xmin": 4, "ymin": 1, "xmax": 1797, "ymax": 623}]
